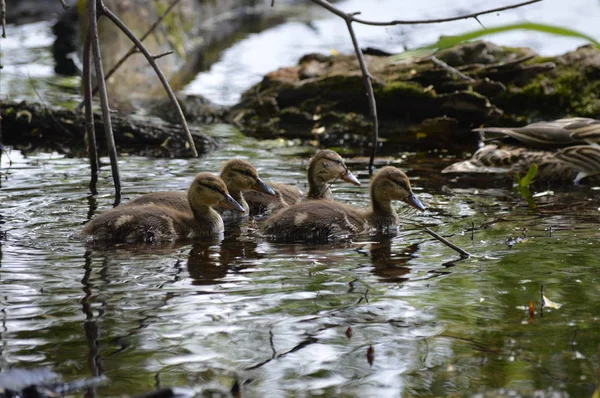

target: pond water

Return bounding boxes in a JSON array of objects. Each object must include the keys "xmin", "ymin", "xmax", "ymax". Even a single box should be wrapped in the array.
[{"xmin": 2, "ymin": 1, "xmax": 600, "ymax": 397}]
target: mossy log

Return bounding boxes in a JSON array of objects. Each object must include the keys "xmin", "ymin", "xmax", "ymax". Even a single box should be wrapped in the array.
[
  {"xmin": 1, "ymin": 101, "xmax": 218, "ymax": 157},
  {"xmin": 229, "ymin": 41, "xmax": 600, "ymax": 151}
]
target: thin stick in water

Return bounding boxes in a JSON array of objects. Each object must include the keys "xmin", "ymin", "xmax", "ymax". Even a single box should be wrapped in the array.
[
  {"xmin": 88, "ymin": 0, "xmax": 121, "ymax": 202},
  {"xmin": 424, "ymin": 227, "xmax": 471, "ymax": 258},
  {"xmin": 83, "ymin": 31, "xmax": 99, "ymax": 195}
]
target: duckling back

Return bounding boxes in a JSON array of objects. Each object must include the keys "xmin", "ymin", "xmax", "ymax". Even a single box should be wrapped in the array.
[
  {"xmin": 122, "ymin": 191, "xmax": 190, "ymax": 212},
  {"xmin": 82, "ymin": 204, "xmax": 223, "ymax": 243},
  {"xmin": 263, "ymin": 201, "xmax": 368, "ymax": 242}
]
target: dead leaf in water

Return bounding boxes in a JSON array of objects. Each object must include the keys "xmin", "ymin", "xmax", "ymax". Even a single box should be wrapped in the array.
[
  {"xmin": 528, "ymin": 300, "xmax": 534, "ymax": 323},
  {"xmin": 345, "ymin": 327, "xmax": 353, "ymax": 339},
  {"xmin": 367, "ymin": 345, "xmax": 374, "ymax": 366}
]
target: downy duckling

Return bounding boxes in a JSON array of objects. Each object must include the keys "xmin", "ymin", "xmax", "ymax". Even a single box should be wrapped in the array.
[
  {"xmin": 122, "ymin": 159, "xmax": 275, "ymax": 220},
  {"xmin": 443, "ymin": 118, "xmax": 600, "ymax": 183},
  {"xmin": 244, "ymin": 149, "xmax": 361, "ymax": 215},
  {"xmin": 263, "ymin": 166, "xmax": 425, "ymax": 242},
  {"xmin": 82, "ymin": 173, "xmax": 244, "ymax": 243}
]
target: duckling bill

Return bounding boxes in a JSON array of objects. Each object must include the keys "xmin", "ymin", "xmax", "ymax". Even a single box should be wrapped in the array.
[
  {"xmin": 82, "ymin": 173, "xmax": 244, "ymax": 243},
  {"xmin": 263, "ymin": 166, "xmax": 424, "ymax": 242}
]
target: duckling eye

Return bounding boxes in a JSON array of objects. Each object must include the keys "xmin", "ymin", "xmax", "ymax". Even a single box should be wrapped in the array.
[
  {"xmin": 336, "ymin": 159, "xmax": 342, "ymax": 165},
  {"xmin": 210, "ymin": 186, "xmax": 219, "ymax": 192}
]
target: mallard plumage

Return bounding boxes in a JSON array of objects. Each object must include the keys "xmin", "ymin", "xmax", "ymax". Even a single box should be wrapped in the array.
[
  {"xmin": 244, "ymin": 149, "xmax": 361, "ymax": 215},
  {"xmin": 122, "ymin": 159, "xmax": 275, "ymax": 220},
  {"xmin": 82, "ymin": 173, "xmax": 244, "ymax": 243},
  {"xmin": 262, "ymin": 166, "xmax": 424, "ymax": 242},
  {"xmin": 475, "ymin": 118, "xmax": 600, "ymax": 148},
  {"xmin": 444, "ymin": 118, "xmax": 600, "ymax": 183}
]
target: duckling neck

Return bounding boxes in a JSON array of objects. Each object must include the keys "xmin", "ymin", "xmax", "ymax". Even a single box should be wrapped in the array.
[
  {"xmin": 190, "ymin": 204, "xmax": 224, "ymax": 234},
  {"xmin": 307, "ymin": 175, "xmax": 332, "ymax": 200},
  {"xmin": 369, "ymin": 192, "xmax": 399, "ymax": 228}
]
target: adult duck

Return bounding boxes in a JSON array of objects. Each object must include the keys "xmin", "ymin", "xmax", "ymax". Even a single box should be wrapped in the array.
[
  {"xmin": 82, "ymin": 173, "xmax": 244, "ymax": 243},
  {"xmin": 244, "ymin": 149, "xmax": 361, "ymax": 215},
  {"xmin": 123, "ymin": 159, "xmax": 275, "ymax": 220},
  {"xmin": 443, "ymin": 118, "xmax": 600, "ymax": 183},
  {"xmin": 262, "ymin": 166, "xmax": 425, "ymax": 242}
]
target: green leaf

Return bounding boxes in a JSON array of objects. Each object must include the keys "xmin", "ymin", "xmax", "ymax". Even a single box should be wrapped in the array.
[
  {"xmin": 390, "ymin": 22, "xmax": 599, "ymax": 62},
  {"xmin": 519, "ymin": 164, "xmax": 538, "ymax": 189}
]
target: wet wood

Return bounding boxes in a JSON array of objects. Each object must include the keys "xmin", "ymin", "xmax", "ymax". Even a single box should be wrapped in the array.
[{"xmin": 1, "ymin": 100, "xmax": 218, "ymax": 157}]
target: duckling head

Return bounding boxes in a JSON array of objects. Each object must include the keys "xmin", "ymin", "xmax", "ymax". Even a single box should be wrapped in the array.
[
  {"xmin": 308, "ymin": 149, "xmax": 361, "ymax": 186},
  {"xmin": 371, "ymin": 166, "xmax": 425, "ymax": 211},
  {"xmin": 220, "ymin": 159, "xmax": 276, "ymax": 196},
  {"xmin": 188, "ymin": 172, "xmax": 245, "ymax": 212}
]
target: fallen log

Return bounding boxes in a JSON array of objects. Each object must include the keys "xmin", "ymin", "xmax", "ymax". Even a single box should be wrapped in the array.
[{"xmin": 1, "ymin": 100, "xmax": 218, "ymax": 157}]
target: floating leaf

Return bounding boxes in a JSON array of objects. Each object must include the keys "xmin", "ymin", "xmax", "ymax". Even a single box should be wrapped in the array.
[
  {"xmin": 345, "ymin": 327, "xmax": 353, "ymax": 339},
  {"xmin": 542, "ymin": 294, "xmax": 562, "ymax": 310}
]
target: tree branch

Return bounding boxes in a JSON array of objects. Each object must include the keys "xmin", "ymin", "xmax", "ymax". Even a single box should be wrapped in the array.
[
  {"xmin": 101, "ymin": 3, "xmax": 198, "ymax": 157},
  {"xmin": 77, "ymin": 0, "xmax": 182, "ymax": 107},
  {"xmin": 89, "ymin": 0, "xmax": 121, "ymax": 202},
  {"xmin": 83, "ymin": 31, "xmax": 99, "ymax": 195},
  {"xmin": 310, "ymin": 0, "xmax": 379, "ymax": 174},
  {"xmin": 315, "ymin": 0, "xmax": 542, "ymax": 26}
]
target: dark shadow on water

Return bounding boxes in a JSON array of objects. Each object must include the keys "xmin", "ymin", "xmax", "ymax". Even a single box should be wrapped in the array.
[{"xmin": 369, "ymin": 239, "xmax": 419, "ymax": 283}]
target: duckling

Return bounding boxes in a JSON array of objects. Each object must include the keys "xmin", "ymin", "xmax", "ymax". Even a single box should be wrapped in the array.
[
  {"xmin": 244, "ymin": 149, "xmax": 361, "ymax": 215},
  {"xmin": 122, "ymin": 159, "xmax": 275, "ymax": 220},
  {"xmin": 82, "ymin": 173, "xmax": 244, "ymax": 243},
  {"xmin": 443, "ymin": 118, "xmax": 600, "ymax": 183},
  {"xmin": 263, "ymin": 166, "xmax": 425, "ymax": 242}
]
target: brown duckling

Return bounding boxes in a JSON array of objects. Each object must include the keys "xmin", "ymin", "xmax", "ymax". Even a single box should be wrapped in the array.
[
  {"xmin": 262, "ymin": 166, "xmax": 425, "ymax": 242},
  {"xmin": 82, "ymin": 173, "xmax": 244, "ymax": 243},
  {"xmin": 122, "ymin": 159, "xmax": 275, "ymax": 219},
  {"xmin": 244, "ymin": 149, "xmax": 361, "ymax": 215}
]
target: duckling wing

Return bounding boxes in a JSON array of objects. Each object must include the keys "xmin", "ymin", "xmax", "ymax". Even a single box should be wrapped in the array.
[{"xmin": 263, "ymin": 201, "xmax": 365, "ymax": 242}]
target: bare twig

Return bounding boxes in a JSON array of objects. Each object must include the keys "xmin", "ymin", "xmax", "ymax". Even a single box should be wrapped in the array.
[
  {"xmin": 423, "ymin": 227, "xmax": 471, "ymax": 258},
  {"xmin": 310, "ymin": 0, "xmax": 379, "ymax": 174},
  {"xmin": 430, "ymin": 56, "xmax": 475, "ymax": 82},
  {"xmin": 1, "ymin": 0, "xmax": 6, "ymax": 38},
  {"xmin": 101, "ymin": 4, "xmax": 198, "ymax": 157},
  {"xmin": 89, "ymin": 0, "xmax": 121, "ymax": 202},
  {"xmin": 77, "ymin": 0, "xmax": 182, "ymax": 108},
  {"xmin": 152, "ymin": 50, "xmax": 174, "ymax": 60},
  {"xmin": 58, "ymin": 0, "xmax": 70, "ymax": 10},
  {"xmin": 315, "ymin": 0, "xmax": 541, "ymax": 26},
  {"xmin": 83, "ymin": 31, "xmax": 99, "ymax": 195}
]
